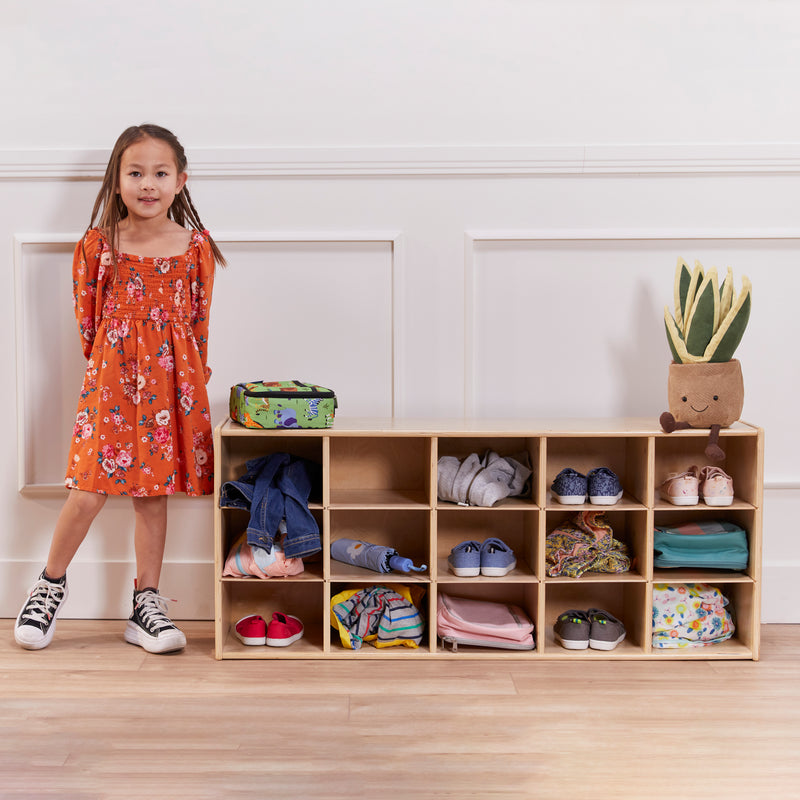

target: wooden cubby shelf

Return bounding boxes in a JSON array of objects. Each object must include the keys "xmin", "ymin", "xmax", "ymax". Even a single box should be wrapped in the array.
[{"xmin": 213, "ymin": 417, "xmax": 763, "ymax": 660}]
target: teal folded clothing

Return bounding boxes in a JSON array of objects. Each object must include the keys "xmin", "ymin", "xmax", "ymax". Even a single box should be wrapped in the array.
[{"xmin": 653, "ymin": 519, "xmax": 749, "ymax": 570}]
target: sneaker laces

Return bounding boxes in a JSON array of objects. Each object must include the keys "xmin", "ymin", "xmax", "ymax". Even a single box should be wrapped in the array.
[
  {"xmin": 661, "ymin": 466, "xmax": 699, "ymax": 488},
  {"xmin": 134, "ymin": 589, "xmax": 177, "ymax": 634},
  {"xmin": 21, "ymin": 579, "xmax": 66, "ymax": 626},
  {"xmin": 699, "ymin": 465, "xmax": 731, "ymax": 482}
]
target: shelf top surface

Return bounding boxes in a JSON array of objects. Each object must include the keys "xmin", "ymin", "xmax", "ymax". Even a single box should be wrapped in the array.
[{"xmin": 217, "ymin": 416, "xmax": 760, "ymax": 437}]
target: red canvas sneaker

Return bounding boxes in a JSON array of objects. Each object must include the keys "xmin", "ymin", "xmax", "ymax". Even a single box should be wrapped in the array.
[
  {"xmin": 266, "ymin": 612, "xmax": 304, "ymax": 647},
  {"xmin": 234, "ymin": 614, "xmax": 267, "ymax": 646}
]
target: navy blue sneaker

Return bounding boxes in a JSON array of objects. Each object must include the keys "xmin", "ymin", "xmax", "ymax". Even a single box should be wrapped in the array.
[
  {"xmin": 551, "ymin": 468, "xmax": 587, "ymax": 504},
  {"xmin": 587, "ymin": 467, "xmax": 623, "ymax": 505}
]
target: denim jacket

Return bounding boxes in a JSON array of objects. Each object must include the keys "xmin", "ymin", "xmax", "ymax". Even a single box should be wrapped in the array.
[{"xmin": 219, "ymin": 452, "xmax": 322, "ymax": 559}]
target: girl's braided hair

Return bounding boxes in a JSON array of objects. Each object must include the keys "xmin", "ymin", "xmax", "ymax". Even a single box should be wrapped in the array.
[{"xmin": 86, "ymin": 123, "xmax": 226, "ymax": 270}]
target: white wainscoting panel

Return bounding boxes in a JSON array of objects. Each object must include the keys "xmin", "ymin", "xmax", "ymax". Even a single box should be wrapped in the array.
[
  {"xmin": 15, "ymin": 232, "xmax": 402, "ymax": 493},
  {"xmin": 465, "ymin": 230, "xmax": 800, "ymax": 485}
]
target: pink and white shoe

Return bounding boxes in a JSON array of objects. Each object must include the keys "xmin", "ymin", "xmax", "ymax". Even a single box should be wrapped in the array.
[
  {"xmin": 266, "ymin": 612, "xmax": 304, "ymax": 647},
  {"xmin": 699, "ymin": 465, "xmax": 734, "ymax": 506},
  {"xmin": 660, "ymin": 466, "xmax": 700, "ymax": 505}
]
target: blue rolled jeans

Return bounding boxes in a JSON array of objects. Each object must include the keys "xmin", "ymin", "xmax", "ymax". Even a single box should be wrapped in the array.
[{"xmin": 219, "ymin": 452, "xmax": 321, "ymax": 559}]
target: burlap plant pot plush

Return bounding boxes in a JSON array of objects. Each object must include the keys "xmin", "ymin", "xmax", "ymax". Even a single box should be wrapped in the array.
[{"xmin": 667, "ymin": 359, "xmax": 744, "ymax": 429}]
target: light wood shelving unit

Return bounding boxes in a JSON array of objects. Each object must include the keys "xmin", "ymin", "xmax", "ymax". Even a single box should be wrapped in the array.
[{"xmin": 213, "ymin": 417, "xmax": 763, "ymax": 660}]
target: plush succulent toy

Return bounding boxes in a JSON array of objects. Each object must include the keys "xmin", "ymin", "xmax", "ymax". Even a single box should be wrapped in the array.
[{"xmin": 659, "ymin": 259, "xmax": 752, "ymax": 461}]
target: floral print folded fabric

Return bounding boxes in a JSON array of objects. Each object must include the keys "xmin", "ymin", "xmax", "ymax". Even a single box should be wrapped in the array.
[{"xmin": 652, "ymin": 583, "xmax": 735, "ymax": 648}]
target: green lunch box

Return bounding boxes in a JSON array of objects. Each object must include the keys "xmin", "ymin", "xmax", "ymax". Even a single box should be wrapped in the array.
[{"xmin": 229, "ymin": 380, "xmax": 338, "ymax": 429}]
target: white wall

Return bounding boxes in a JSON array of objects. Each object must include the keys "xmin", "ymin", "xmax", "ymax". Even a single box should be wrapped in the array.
[{"xmin": 1, "ymin": 0, "xmax": 797, "ymax": 621}]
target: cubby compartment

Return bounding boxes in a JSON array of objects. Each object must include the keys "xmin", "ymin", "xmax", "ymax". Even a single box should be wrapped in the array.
[
  {"xmin": 215, "ymin": 430, "xmax": 325, "ymax": 507},
  {"xmin": 545, "ymin": 435, "xmax": 650, "ymax": 508},
  {"xmin": 543, "ymin": 580, "xmax": 647, "ymax": 657},
  {"xmin": 544, "ymin": 508, "xmax": 650, "ymax": 580},
  {"xmin": 652, "ymin": 507, "xmax": 758, "ymax": 580},
  {"xmin": 328, "ymin": 436, "xmax": 431, "ymax": 507},
  {"xmin": 216, "ymin": 579, "xmax": 325, "ymax": 659},
  {"xmin": 436, "ymin": 508, "xmax": 539, "ymax": 581},
  {"xmin": 435, "ymin": 435, "xmax": 539, "ymax": 507},
  {"xmin": 650, "ymin": 579, "xmax": 758, "ymax": 659},
  {"xmin": 434, "ymin": 582, "xmax": 538, "ymax": 656},
  {"xmin": 329, "ymin": 509, "xmax": 432, "ymax": 582},
  {"xmin": 654, "ymin": 424, "xmax": 761, "ymax": 508},
  {"xmin": 218, "ymin": 505, "xmax": 325, "ymax": 581},
  {"xmin": 328, "ymin": 581, "xmax": 431, "ymax": 656}
]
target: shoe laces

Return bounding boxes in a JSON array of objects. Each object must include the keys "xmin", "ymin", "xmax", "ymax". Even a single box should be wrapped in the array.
[
  {"xmin": 22, "ymin": 578, "xmax": 66, "ymax": 625},
  {"xmin": 699, "ymin": 465, "xmax": 731, "ymax": 482},
  {"xmin": 134, "ymin": 589, "xmax": 177, "ymax": 633},
  {"xmin": 661, "ymin": 466, "xmax": 699, "ymax": 487}
]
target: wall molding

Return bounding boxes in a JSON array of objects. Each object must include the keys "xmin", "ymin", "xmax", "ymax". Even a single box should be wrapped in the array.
[{"xmin": 3, "ymin": 143, "xmax": 800, "ymax": 179}]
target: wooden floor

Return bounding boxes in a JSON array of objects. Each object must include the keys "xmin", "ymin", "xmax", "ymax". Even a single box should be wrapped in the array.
[{"xmin": 1, "ymin": 621, "xmax": 799, "ymax": 800}]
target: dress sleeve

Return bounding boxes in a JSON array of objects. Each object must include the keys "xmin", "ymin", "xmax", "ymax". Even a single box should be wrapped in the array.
[
  {"xmin": 189, "ymin": 231, "xmax": 216, "ymax": 384},
  {"xmin": 72, "ymin": 228, "xmax": 108, "ymax": 359}
]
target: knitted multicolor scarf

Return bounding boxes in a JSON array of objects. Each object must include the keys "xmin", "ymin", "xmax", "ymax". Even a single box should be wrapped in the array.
[{"xmin": 545, "ymin": 511, "xmax": 631, "ymax": 578}]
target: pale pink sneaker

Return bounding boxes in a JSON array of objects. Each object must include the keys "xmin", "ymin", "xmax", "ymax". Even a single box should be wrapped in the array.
[
  {"xmin": 699, "ymin": 465, "xmax": 734, "ymax": 506},
  {"xmin": 660, "ymin": 466, "xmax": 700, "ymax": 505}
]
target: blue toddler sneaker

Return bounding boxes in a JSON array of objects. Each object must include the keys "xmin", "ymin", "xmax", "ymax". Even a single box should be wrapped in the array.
[
  {"xmin": 480, "ymin": 537, "xmax": 516, "ymax": 577},
  {"xmin": 448, "ymin": 540, "xmax": 481, "ymax": 577},
  {"xmin": 587, "ymin": 467, "xmax": 623, "ymax": 505},
  {"xmin": 551, "ymin": 468, "xmax": 587, "ymax": 504}
]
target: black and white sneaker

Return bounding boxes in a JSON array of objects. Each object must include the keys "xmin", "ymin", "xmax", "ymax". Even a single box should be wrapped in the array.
[
  {"xmin": 124, "ymin": 587, "xmax": 186, "ymax": 654},
  {"xmin": 15, "ymin": 571, "xmax": 69, "ymax": 650}
]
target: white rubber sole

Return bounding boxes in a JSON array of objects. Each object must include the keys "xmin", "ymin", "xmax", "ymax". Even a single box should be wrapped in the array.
[
  {"xmin": 555, "ymin": 634, "xmax": 589, "ymax": 650},
  {"xmin": 124, "ymin": 620, "xmax": 186, "ymax": 654},
  {"xmin": 266, "ymin": 632, "xmax": 304, "ymax": 647},
  {"xmin": 552, "ymin": 493, "xmax": 586, "ymax": 505},
  {"xmin": 590, "ymin": 632, "xmax": 626, "ymax": 650},
  {"xmin": 234, "ymin": 631, "xmax": 267, "ymax": 646},
  {"xmin": 663, "ymin": 495, "xmax": 699, "ymax": 506},
  {"xmin": 703, "ymin": 496, "xmax": 734, "ymax": 507},
  {"xmin": 481, "ymin": 559, "xmax": 517, "ymax": 577},
  {"xmin": 589, "ymin": 491, "xmax": 623, "ymax": 505},
  {"xmin": 14, "ymin": 583, "xmax": 69, "ymax": 651},
  {"xmin": 449, "ymin": 564, "xmax": 480, "ymax": 577}
]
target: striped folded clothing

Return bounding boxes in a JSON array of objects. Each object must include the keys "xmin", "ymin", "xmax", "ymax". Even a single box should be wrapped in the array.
[
  {"xmin": 222, "ymin": 531, "xmax": 304, "ymax": 579},
  {"xmin": 331, "ymin": 585, "xmax": 425, "ymax": 650}
]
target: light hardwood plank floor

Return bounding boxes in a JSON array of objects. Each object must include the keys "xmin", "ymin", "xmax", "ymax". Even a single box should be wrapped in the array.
[{"xmin": 0, "ymin": 621, "xmax": 798, "ymax": 800}]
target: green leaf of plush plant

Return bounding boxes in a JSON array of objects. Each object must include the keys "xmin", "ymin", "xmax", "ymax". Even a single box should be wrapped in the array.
[
  {"xmin": 705, "ymin": 276, "xmax": 752, "ymax": 362},
  {"xmin": 684, "ymin": 268, "xmax": 720, "ymax": 357},
  {"xmin": 664, "ymin": 308, "xmax": 703, "ymax": 363},
  {"xmin": 674, "ymin": 258, "xmax": 693, "ymax": 331},
  {"xmin": 719, "ymin": 266, "xmax": 733, "ymax": 320},
  {"xmin": 681, "ymin": 261, "xmax": 705, "ymax": 337}
]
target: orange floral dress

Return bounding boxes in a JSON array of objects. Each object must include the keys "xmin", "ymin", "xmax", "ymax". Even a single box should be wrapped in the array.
[{"xmin": 66, "ymin": 227, "xmax": 215, "ymax": 496}]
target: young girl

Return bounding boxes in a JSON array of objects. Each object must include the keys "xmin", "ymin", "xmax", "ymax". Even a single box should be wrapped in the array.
[{"xmin": 14, "ymin": 124, "xmax": 226, "ymax": 654}]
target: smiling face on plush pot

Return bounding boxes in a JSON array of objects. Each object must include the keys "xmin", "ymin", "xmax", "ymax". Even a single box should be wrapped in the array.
[{"xmin": 667, "ymin": 359, "xmax": 744, "ymax": 428}]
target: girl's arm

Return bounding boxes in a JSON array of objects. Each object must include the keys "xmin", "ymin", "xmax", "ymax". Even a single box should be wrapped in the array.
[
  {"xmin": 190, "ymin": 231, "xmax": 215, "ymax": 384},
  {"xmin": 72, "ymin": 229, "xmax": 106, "ymax": 359}
]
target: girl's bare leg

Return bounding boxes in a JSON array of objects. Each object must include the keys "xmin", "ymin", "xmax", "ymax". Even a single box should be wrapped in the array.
[
  {"xmin": 45, "ymin": 489, "xmax": 107, "ymax": 579},
  {"xmin": 132, "ymin": 495, "xmax": 168, "ymax": 589}
]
